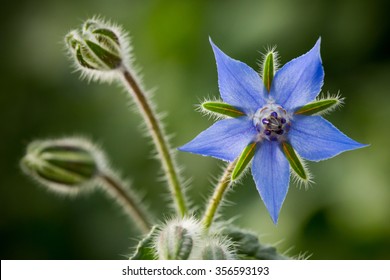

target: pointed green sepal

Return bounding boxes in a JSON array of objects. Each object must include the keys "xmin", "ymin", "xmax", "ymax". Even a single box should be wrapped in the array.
[
  {"xmin": 281, "ymin": 142, "xmax": 307, "ymax": 180},
  {"xmin": 20, "ymin": 138, "xmax": 103, "ymax": 192},
  {"xmin": 65, "ymin": 31, "xmax": 80, "ymax": 51},
  {"xmin": 93, "ymin": 28, "xmax": 120, "ymax": 46},
  {"xmin": 76, "ymin": 46, "xmax": 98, "ymax": 69},
  {"xmin": 263, "ymin": 52, "xmax": 275, "ymax": 92},
  {"xmin": 85, "ymin": 40, "xmax": 122, "ymax": 69},
  {"xmin": 202, "ymin": 101, "xmax": 245, "ymax": 118},
  {"xmin": 232, "ymin": 142, "xmax": 257, "ymax": 181},
  {"xmin": 294, "ymin": 98, "xmax": 339, "ymax": 115}
]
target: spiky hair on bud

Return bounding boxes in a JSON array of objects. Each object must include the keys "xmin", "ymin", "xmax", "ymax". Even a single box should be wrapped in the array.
[
  {"xmin": 154, "ymin": 216, "xmax": 203, "ymax": 260},
  {"xmin": 198, "ymin": 235, "xmax": 236, "ymax": 260},
  {"xmin": 64, "ymin": 16, "xmax": 133, "ymax": 83}
]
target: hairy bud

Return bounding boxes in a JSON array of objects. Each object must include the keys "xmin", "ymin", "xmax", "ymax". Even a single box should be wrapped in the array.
[
  {"xmin": 21, "ymin": 137, "xmax": 106, "ymax": 195},
  {"xmin": 65, "ymin": 17, "xmax": 131, "ymax": 81},
  {"xmin": 200, "ymin": 237, "xmax": 235, "ymax": 260},
  {"xmin": 155, "ymin": 217, "xmax": 202, "ymax": 260}
]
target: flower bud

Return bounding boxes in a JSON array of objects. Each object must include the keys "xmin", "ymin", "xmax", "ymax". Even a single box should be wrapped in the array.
[
  {"xmin": 156, "ymin": 217, "xmax": 202, "ymax": 260},
  {"xmin": 21, "ymin": 137, "xmax": 106, "ymax": 195},
  {"xmin": 200, "ymin": 237, "xmax": 235, "ymax": 260},
  {"xmin": 65, "ymin": 17, "xmax": 130, "ymax": 80}
]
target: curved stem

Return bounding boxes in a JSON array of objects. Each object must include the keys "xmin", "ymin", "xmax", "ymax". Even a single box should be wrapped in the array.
[
  {"xmin": 119, "ymin": 67, "xmax": 188, "ymax": 217},
  {"xmin": 99, "ymin": 173, "xmax": 152, "ymax": 234},
  {"xmin": 202, "ymin": 161, "xmax": 237, "ymax": 230}
]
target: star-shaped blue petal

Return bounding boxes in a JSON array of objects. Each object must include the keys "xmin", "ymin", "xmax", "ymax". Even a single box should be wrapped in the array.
[
  {"xmin": 271, "ymin": 38, "xmax": 324, "ymax": 111},
  {"xmin": 210, "ymin": 38, "xmax": 267, "ymax": 115},
  {"xmin": 179, "ymin": 117, "xmax": 257, "ymax": 162}
]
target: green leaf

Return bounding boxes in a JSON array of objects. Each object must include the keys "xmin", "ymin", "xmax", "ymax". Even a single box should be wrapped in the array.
[
  {"xmin": 294, "ymin": 98, "xmax": 339, "ymax": 115},
  {"xmin": 129, "ymin": 226, "xmax": 159, "ymax": 260},
  {"xmin": 232, "ymin": 142, "xmax": 256, "ymax": 181},
  {"xmin": 202, "ymin": 101, "xmax": 245, "ymax": 118},
  {"xmin": 281, "ymin": 142, "xmax": 306, "ymax": 180},
  {"xmin": 263, "ymin": 52, "xmax": 274, "ymax": 92},
  {"xmin": 223, "ymin": 227, "xmax": 289, "ymax": 260}
]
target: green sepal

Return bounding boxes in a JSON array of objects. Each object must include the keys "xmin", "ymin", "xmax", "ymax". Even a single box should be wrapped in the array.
[
  {"xmin": 223, "ymin": 227, "xmax": 289, "ymax": 260},
  {"xmin": 158, "ymin": 225, "xmax": 193, "ymax": 260},
  {"xmin": 263, "ymin": 52, "xmax": 274, "ymax": 92},
  {"xmin": 21, "ymin": 141, "xmax": 99, "ymax": 186},
  {"xmin": 76, "ymin": 46, "xmax": 98, "ymax": 70},
  {"xmin": 281, "ymin": 142, "xmax": 306, "ymax": 180},
  {"xmin": 294, "ymin": 98, "xmax": 339, "ymax": 115},
  {"xmin": 65, "ymin": 31, "xmax": 80, "ymax": 51},
  {"xmin": 231, "ymin": 142, "xmax": 256, "ymax": 181},
  {"xmin": 129, "ymin": 226, "xmax": 159, "ymax": 260},
  {"xmin": 85, "ymin": 40, "xmax": 122, "ymax": 69},
  {"xmin": 83, "ymin": 20, "xmax": 99, "ymax": 33},
  {"xmin": 93, "ymin": 28, "xmax": 120, "ymax": 46},
  {"xmin": 35, "ymin": 162, "xmax": 89, "ymax": 186},
  {"xmin": 42, "ymin": 146, "xmax": 97, "ymax": 178},
  {"xmin": 202, "ymin": 101, "xmax": 245, "ymax": 118},
  {"xmin": 201, "ymin": 245, "xmax": 227, "ymax": 260}
]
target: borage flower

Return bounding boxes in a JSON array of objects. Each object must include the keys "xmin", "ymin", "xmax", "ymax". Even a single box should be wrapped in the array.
[{"xmin": 179, "ymin": 38, "xmax": 366, "ymax": 223}]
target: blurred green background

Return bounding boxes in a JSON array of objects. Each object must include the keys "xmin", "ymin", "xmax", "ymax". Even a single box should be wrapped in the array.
[{"xmin": 1, "ymin": 0, "xmax": 389, "ymax": 260}]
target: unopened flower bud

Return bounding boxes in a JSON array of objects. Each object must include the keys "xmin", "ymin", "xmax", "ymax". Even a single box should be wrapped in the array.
[
  {"xmin": 65, "ymin": 17, "xmax": 130, "ymax": 80},
  {"xmin": 156, "ymin": 218, "xmax": 201, "ymax": 260},
  {"xmin": 200, "ymin": 237, "xmax": 235, "ymax": 260},
  {"xmin": 21, "ymin": 137, "xmax": 106, "ymax": 195}
]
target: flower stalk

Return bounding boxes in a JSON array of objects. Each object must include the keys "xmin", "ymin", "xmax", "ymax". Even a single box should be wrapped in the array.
[
  {"xmin": 98, "ymin": 172, "xmax": 152, "ymax": 234},
  {"xmin": 65, "ymin": 18, "xmax": 188, "ymax": 218},
  {"xmin": 202, "ymin": 161, "xmax": 236, "ymax": 230},
  {"xmin": 120, "ymin": 68, "xmax": 188, "ymax": 217}
]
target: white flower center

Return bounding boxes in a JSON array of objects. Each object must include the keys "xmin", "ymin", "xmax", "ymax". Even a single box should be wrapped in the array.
[{"xmin": 253, "ymin": 103, "xmax": 291, "ymax": 142}]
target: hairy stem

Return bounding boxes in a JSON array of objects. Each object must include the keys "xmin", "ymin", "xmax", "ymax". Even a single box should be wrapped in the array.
[
  {"xmin": 119, "ymin": 67, "xmax": 188, "ymax": 217},
  {"xmin": 202, "ymin": 161, "xmax": 237, "ymax": 230},
  {"xmin": 99, "ymin": 173, "xmax": 152, "ymax": 234}
]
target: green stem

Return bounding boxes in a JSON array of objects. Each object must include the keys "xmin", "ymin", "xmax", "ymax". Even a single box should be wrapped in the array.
[
  {"xmin": 120, "ymin": 68, "xmax": 188, "ymax": 217},
  {"xmin": 98, "ymin": 173, "xmax": 152, "ymax": 234},
  {"xmin": 202, "ymin": 161, "xmax": 236, "ymax": 230}
]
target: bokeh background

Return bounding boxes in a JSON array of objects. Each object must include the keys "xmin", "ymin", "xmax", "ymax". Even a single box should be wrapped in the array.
[{"xmin": 1, "ymin": 0, "xmax": 389, "ymax": 260}]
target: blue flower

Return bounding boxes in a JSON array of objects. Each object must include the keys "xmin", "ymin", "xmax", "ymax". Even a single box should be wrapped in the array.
[{"xmin": 179, "ymin": 38, "xmax": 366, "ymax": 223}]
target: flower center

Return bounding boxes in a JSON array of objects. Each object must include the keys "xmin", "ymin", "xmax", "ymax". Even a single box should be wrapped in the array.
[{"xmin": 253, "ymin": 103, "xmax": 290, "ymax": 141}]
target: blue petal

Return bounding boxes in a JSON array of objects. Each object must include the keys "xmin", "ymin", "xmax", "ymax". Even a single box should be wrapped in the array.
[
  {"xmin": 288, "ymin": 115, "xmax": 367, "ymax": 161},
  {"xmin": 210, "ymin": 38, "xmax": 267, "ymax": 115},
  {"xmin": 178, "ymin": 117, "xmax": 257, "ymax": 162},
  {"xmin": 252, "ymin": 141, "xmax": 290, "ymax": 224},
  {"xmin": 271, "ymin": 38, "xmax": 324, "ymax": 111}
]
